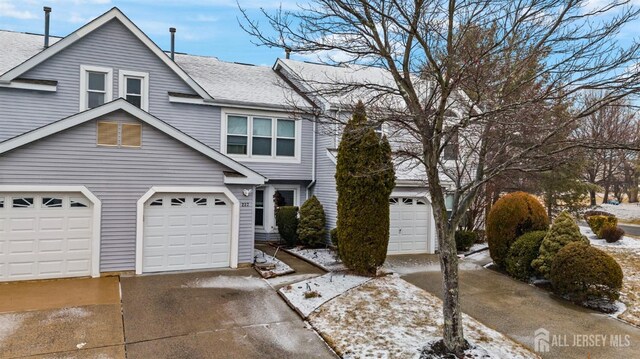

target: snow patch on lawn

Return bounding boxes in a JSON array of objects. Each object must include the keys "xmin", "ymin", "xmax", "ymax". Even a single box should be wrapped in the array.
[
  {"xmin": 183, "ymin": 275, "xmax": 268, "ymax": 290},
  {"xmin": 253, "ymin": 249, "xmax": 295, "ymax": 278},
  {"xmin": 279, "ymin": 272, "xmax": 371, "ymax": 317},
  {"xmin": 383, "ymin": 256, "xmax": 441, "ymax": 275},
  {"xmin": 310, "ymin": 275, "xmax": 538, "ymax": 359},
  {"xmin": 596, "ymin": 203, "xmax": 640, "ymax": 221},
  {"xmin": 0, "ymin": 313, "xmax": 27, "ymax": 343},
  {"xmin": 286, "ymin": 247, "xmax": 346, "ymax": 271},
  {"xmin": 580, "ymin": 226, "xmax": 640, "ymax": 250}
]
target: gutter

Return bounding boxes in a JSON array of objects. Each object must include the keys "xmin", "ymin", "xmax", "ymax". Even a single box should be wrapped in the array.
[{"xmin": 306, "ymin": 114, "xmax": 318, "ymax": 198}]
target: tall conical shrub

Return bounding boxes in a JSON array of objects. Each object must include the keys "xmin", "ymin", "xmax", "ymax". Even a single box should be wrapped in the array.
[
  {"xmin": 532, "ymin": 211, "xmax": 589, "ymax": 279},
  {"xmin": 336, "ymin": 102, "xmax": 395, "ymax": 275},
  {"xmin": 297, "ymin": 196, "xmax": 327, "ymax": 248}
]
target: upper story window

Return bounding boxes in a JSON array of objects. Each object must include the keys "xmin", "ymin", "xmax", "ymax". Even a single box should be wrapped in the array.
[
  {"xmin": 224, "ymin": 112, "xmax": 299, "ymax": 161},
  {"xmin": 119, "ymin": 70, "xmax": 149, "ymax": 111},
  {"xmin": 80, "ymin": 65, "xmax": 113, "ymax": 111}
]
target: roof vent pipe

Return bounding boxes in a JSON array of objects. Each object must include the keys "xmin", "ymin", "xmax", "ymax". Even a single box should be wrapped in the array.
[
  {"xmin": 43, "ymin": 6, "xmax": 52, "ymax": 48},
  {"xmin": 169, "ymin": 27, "xmax": 176, "ymax": 60},
  {"xmin": 285, "ymin": 47, "xmax": 291, "ymax": 59}
]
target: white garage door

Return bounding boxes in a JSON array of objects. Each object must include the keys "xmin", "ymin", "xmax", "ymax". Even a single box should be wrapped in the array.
[
  {"xmin": 388, "ymin": 197, "xmax": 431, "ymax": 254},
  {"xmin": 143, "ymin": 193, "xmax": 232, "ymax": 273},
  {"xmin": 0, "ymin": 193, "xmax": 94, "ymax": 281}
]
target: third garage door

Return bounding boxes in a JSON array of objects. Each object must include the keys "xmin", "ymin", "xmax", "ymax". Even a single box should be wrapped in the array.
[{"xmin": 388, "ymin": 197, "xmax": 431, "ymax": 254}]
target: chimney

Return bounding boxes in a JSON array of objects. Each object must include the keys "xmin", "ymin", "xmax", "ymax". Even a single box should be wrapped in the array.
[
  {"xmin": 169, "ymin": 27, "xmax": 176, "ymax": 60},
  {"xmin": 43, "ymin": 6, "xmax": 51, "ymax": 48},
  {"xmin": 285, "ymin": 47, "xmax": 291, "ymax": 59}
]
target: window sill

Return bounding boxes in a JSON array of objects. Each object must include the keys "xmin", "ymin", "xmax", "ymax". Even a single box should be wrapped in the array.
[{"xmin": 226, "ymin": 155, "xmax": 301, "ymax": 164}]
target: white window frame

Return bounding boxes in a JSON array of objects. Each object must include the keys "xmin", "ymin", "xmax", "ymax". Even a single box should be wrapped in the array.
[
  {"xmin": 254, "ymin": 188, "xmax": 265, "ymax": 230},
  {"xmin": 118, "ymin": 70, "xmax": 149, "ymax": 111},
  {"xmin": 79, "ymin": 65, "xmax": 113, "ymax": 111},
  {"xmin": 221, "ymin": 108, "xmax": 302, "ymax": 163}
]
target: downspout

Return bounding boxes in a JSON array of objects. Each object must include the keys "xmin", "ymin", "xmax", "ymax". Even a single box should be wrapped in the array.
[{"xmin": 305, "ymin": 115, "xmax": 317, "ymax": 198}]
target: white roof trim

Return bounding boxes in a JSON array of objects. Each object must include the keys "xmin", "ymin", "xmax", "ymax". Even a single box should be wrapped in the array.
[
  {"xmin": 0, "ymin": 99, "xmax": 266, "ymax": 184},
  {"xmin": 0, "ymin": 81, "xmax": 56, "ymax": 92},
  {"xmin": 0, "ymin": 7, "xmax": 212, "ymax": 100}
]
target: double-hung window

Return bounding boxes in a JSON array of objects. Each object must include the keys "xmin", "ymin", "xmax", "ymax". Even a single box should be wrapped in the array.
[
  {"xmin": 276, "ymin": 119, "xmax": 295, "ymax": 157},
  {"xmin": 80, "ymin": 65, "xmax": 113, "ymax": 111},
  {"xmin": 225, "ymin": 114, "xmax": 298, "ymax": 160},
  {"xmin": 119, "ymin": 70, "xmax": 149, "ymax": 111}
]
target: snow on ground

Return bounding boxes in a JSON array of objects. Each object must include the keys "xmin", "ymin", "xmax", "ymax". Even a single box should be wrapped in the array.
[
  {"xmin": 383, "ymin": 256, "xmax": 441, "ymax": 275},
  {"xmin": 310, "ymin": 275, "xmax": 537, "ymax": 359},
  {"xmin": 278, "ymin": 272, "xmax": 371, "ymax": 318},
  {"xmin": 286, "ymin": 247, "xmax": 346, "ymax": 271},
  {"xmin": 182, "ymin": 275, "xmax": 269, "ymax": 290},
  {"xmin": 253, "ymin": 249, "xmax": 295, "ymax": 278},
  {"xmin": 595, "ymin": 203, "xmax": 640, "ymax": 221},
  {"xmin": 598, "ymin": 247, "xmax": 640, "ymax": 327},
  {"xmin": 0, "ymin": 313, "xmax": 26, "ymax": 344},
  {"xmin": 44, "ymin": 307, "xmax": 90, "ymax": 324},
  {"xmin": 580, "ymin": 226, "xmax": 640, "ymax": 250}
]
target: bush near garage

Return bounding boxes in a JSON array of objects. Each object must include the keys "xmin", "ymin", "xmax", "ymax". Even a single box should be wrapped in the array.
[
  {"xmin": 599, "ymin": 223, "xmax": 625, "ymax": 243},
  {"xmin": 455, "ymin": 230, "xmax": 477, "ymax": 252},
  {"xmin": 275, "ymin": 206, "xmax": 299, "ymax": 246},
  {"xmin": 505, "ymin": 231, "xmax": 547, "ymax": 281},
  {"xmin": 330, "ymin": 228, "xmax": 339, "ymax": 250},
  {"xmin": 550, "ymin": 241, "xmax": 623, "ymax": 303},
  {"xmin": 297, "ymin": 196, "xmax": 327, "ymax": 248},
  {"xmin": 335, "ymin": 101, "xmax": 395, "ymax": 275},
  {"xmin": 532, "ymin": 211, "xmax": 588, "ymax": 279},
  {"xmin": 587, "ymin": 215, "xmax": 618, "ymax": 237},
  {"xmin": 486, "ymin": 192, "xmax": 549, "ymax": 268}
]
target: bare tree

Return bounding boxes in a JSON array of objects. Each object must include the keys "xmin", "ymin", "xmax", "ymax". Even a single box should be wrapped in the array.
[{"xmin": 240, "ymin": 0, "xmax": 640, "ymax": 355}]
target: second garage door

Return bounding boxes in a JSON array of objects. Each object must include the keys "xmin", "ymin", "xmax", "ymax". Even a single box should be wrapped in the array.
[
  {"xmin": 388, "ymin": 197, "xmax": 431, "ymax": 254},
  {"xmin": 142, "ymin": 193, "xmax": 232, "ymax": 273}
]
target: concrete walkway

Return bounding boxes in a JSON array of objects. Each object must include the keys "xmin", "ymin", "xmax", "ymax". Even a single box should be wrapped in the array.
[{"xmin": 388, "ymin": 251, "xmax": 640, "ymax": 359}]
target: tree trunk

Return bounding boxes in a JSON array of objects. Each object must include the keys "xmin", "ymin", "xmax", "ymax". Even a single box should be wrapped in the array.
[
  {"xmin": 436, "ymin": 222, "xmax": 467, "ymax": 355},
  {"xmin": 629, "ymin": 187, "xmax": 638, "ymax": 203},
  {"xmin": 603, "ymin": 188, "xmax": 610, "ymax": 204},
  {"xmin": 589, "ymin": 189, "xmax": 597, "ymax": 206}
]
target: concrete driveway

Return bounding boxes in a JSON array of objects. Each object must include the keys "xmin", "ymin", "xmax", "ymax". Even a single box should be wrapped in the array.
[
  {"xmin": 387, "ymin": 251, "xmax": 640, "ymax": 359},
  {"xmin": 1, "ymin": 264, "xmax": 335, "ymax": 358},
  {"xmin": 121, "ymin": 267, "xmax": 335, "ymax": 359},
  {"xmin": 0, "ymin": 276, "xmax": 125, "ymax": 358}
]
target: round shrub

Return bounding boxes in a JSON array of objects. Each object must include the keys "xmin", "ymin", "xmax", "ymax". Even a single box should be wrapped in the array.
[
  {"xmin": 297, "ymin": 196, "xmax": 327, "ymax": 248},
  {"xmin": 455, "ymin": 230, "xmax": 477, "ymax": 252},
  {"xmin": 275, "ymin": 206, "xmax": 299, "ymax": 246},
  {"xmin": 587, "ymin": 215, "xmax": 618, "ymax": 237},
  {"xmin": 532, "ymin": 211, "xmax": 588, "ymax": 279},
  {"xmin": 583, "ymin": 210, "xmax": 614, "ymax": 223},
  {"xmin": 505, "ymin": 231, "xmax": 547, "ymax": 281},
  {"xmin": 600, "ymin": 224, "xmax": 625, "ymax": 243},
  {"xmin": 550, "ymin": 242, "xmax": 623, "ymax": 303},
  {"xmin": 486, "ymin": 192, "xmax": 549, "ymax": 268}
]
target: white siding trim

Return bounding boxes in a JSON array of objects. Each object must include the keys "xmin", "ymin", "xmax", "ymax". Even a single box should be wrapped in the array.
[
  {"xmin": 135, "ymin": 186, "xmax": 240, "ymax": 274},
  {"xmin": 0, "ymin": 185, "xmax": 102, "ymax": 277},
  {"xmin": 0, "ymin": 8, "xmax": 212, "ymax": 100},
  {"xmin": 79, "ymin": 65, "xmax": 113, "ymax": 112},
  {"xmin": 0, "ymin": 99, "xmax": 266, "ymax": 185},
  {"xmin": 0, "ymin": 81, "xmax": 57, "ymax": 92},
  {"xmin": 118, "ymin": 69, "xmax": 150, "ymax": 111}
]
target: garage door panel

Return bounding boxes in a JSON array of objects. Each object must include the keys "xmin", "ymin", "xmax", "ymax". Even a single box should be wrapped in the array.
[
  {"xmin": 143, "ymin": 193, "xmax": 232, "ymax": 273},
  {"xmin": 0, "ymin": 192, "xmax": 94, "ymax": 281},
  {"xmin": 388, "ymin": 196, "xmax": 432, "ymax": 255}
]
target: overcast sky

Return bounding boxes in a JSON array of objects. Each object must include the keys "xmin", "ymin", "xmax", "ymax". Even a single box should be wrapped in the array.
[{"xmin": 0, "ymin": 0, "xmax": 297, "ymax": 66}]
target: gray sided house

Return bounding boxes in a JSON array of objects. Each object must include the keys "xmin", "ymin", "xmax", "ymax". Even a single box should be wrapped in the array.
[{"xmin": 0, "ymin": 7, "xmax": 441, "ymax": 283}]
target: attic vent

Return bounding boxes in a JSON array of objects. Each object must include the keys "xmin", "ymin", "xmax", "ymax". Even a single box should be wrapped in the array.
[
  {"xmin": 122, "ymin": 123, "xmax": 142, "ymax": 147},
  {"xmin": 97, "ymin": 121, "xmax": 118, "ymax": 146}
]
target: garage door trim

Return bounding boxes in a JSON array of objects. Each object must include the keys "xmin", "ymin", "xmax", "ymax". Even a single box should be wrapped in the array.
[
  {"xmin": 0, "ymin": 185, "xmax": 102, "ymax": 278},
  {"xmin": 135, "ymin": 186, "xmax": 240, "ymax": 274}
]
